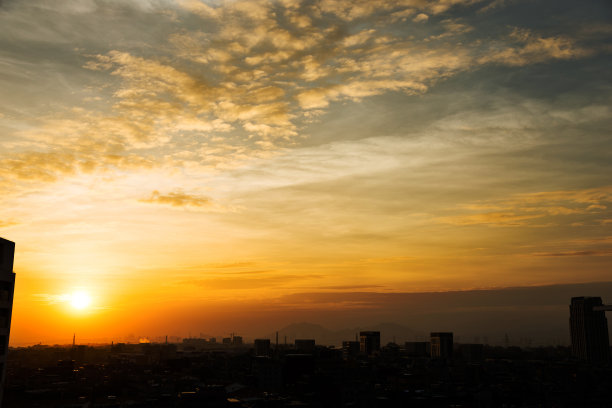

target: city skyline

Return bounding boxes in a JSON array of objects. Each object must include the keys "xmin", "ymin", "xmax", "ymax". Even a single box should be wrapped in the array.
[{"xmin": 0, "ymin": 0, "xmax": 611, "ymax": 345}]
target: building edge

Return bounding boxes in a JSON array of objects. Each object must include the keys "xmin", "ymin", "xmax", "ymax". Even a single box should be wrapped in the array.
[{"xmin": 0, "ymin": 238, "xmax": 16, "ymax": 406}]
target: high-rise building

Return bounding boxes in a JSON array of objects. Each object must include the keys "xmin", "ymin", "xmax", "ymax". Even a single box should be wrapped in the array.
[
  {"xmin": 430, "ymin": 332, "xmax": 453, "ymax": 361},
  {"xmin": 570, "ymin": 296, "xmax": 611, "ymax": 363},
  {"xmin": 359, "ymin": 331, "xmax": 380, "ymax": 355},
  {"xmin": 0, "ymin": 238, "xmax": 15, "ymax": 405}
]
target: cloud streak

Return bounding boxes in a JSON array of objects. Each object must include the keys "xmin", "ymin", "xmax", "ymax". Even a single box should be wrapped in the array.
[
  {"xmin": 437, "ymin": 186, "xmax": 612, "ymax": 227},
  {"xmin": 139, "ymin": 190, "xmax": 214, "ymax": 209}
]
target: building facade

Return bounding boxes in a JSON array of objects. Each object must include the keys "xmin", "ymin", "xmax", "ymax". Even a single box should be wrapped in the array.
[
  {"xmin": 359, "ymin": 331, "xmax": 380, "ymax": 355},
  {"xmin": 570, "ymin": 296, "xmax": 610, "ymax": 363},
  {"xmin": 430, "ymin": 332, "xmax": 453, "ymax": 361},
  {"xmin": 0, "ymin": 238, "xmax": 15, "ymax": 404}
]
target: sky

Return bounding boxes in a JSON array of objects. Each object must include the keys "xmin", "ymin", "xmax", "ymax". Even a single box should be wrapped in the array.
[{"xmin": 0, "ymin": 0, "xmax": 611, "ymax": 345}]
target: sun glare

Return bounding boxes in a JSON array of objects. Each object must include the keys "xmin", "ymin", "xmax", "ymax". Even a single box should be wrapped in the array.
[{"xmin": 70, "ymin": 291, "xmax": 92, "ymax": 310}]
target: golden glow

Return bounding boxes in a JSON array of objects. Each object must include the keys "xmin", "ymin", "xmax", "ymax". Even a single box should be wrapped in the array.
[{"xmin": 70, "ymin": 291, "xmax": 92, "ymax": 310}]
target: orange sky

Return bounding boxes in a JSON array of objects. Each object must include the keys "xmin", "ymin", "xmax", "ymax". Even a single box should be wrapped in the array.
[{"xmin": 1, "ymin": 0, "xmax": 611, "ymax": 345}]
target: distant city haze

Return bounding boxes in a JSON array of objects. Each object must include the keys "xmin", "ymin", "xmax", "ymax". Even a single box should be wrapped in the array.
[
  {"xmin": 0, "ymin": 0, "xmax": 610, "ymax": 347},
  {"xmin": 10, "ymin": 281, "xmax": 612, "ymax": 346}
]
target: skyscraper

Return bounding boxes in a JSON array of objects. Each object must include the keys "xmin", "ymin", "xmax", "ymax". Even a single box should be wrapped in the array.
[
  {"xmin": 359, "ymin": 331, "xmax": 380, "ymax": 355},
  {"xmin": 0, "ymin": 238, "xmax": 15, "ymax": 404},
  {"xmin": 570, "ymin": 296, "xmax": 611, "ymax": 363},
  {"xmin": 430, "ymin": 332, "xmax": 453, "ymax": 361}
]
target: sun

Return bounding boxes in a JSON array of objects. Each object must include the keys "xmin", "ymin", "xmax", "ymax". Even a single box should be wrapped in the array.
[{"xmin": 70, "ymin": 291, "xmax": 92, "ymax": 310}]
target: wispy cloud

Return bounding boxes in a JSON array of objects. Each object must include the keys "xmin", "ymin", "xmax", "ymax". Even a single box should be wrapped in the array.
[
  {"xmin": 182, "ymin": 273, "xmax": 324, "ymax": 291},
  {"xmin": 437, "ymin": 212, "xmax": 544, "ymax": 226},
  {"xmin": 139, "ymin": 190, "xmax": 214, "ymax": 209},
  {"xmin": 479, "ymin": 28, "xmax": 595, "ymax": 66},
  {"xmin": 437, "ymin": 186, "xmax": 612, "ymax": 227},
  {"xmin": 532, "ymin": 250, "xmax": 612, "ymax": 257},
  {"xmin": 32, "ymin": 293, "xmax": 72, "ymax": 304},
  {"xmin": 0, "ymin": 219, "xmax": 18, "ymax": 229}
]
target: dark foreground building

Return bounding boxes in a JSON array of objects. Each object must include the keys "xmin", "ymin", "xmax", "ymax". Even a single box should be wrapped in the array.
[
  {"xmin": 359, "ymin": 331, "xmax": 380, "ymax": 355},
  {"xmin": 569, "ymin": 296, "xmax": 611, "ymax": 363},
  {"xmin": 430, "ymin": 332, "xmax": 453, "ymax": 361},
  {"xmin": 0, "ymin": 238, "xmax": 15, "ymax": 404}
]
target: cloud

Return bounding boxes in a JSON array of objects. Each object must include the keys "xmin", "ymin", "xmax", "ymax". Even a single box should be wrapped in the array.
[
  {"xmin": 139, "ymin": 190, "xmax": 213, "ymax": 209},
  {"xmin": 437, "ymin": 212, "xmax": 544, "ymax": 226},
  {"xmin": 478, "ymin": 0, "xmax": 509, "ymax": 13},
  {"xmin": 532, "ymin": 250, "xmax": 612, "ymax": 257},
  {"xmin": 413, "ymin": 13, "xmax": 429, "ymax": 22},
  {"xmin": 300, "ymin": 284, "xmax": 386, "ymax": 290},
  {"xmin": 437, "ymin": 186, "xmax": 612, "ymax": 227},
  {"xmin": 32, "ymin": 293, "xmax": 72, "ymax": 304},
  {"xmin": 0, "ymin": 220, "xmax": 18, "ymax": 229},
  {"xmin": 184, "ymin": 273, "xmax": 323, "ymax": 291},
  {"xmin": 0, "ymin": 123, "xmax": 156, "ymax": 185},
  {"xmin": 478, "ymin": 28, "xmax": 594, "ymax": 66},
  {"xmin": 515, "ymin": 187, "xmax": 612, "ymax": 205},
  {"xmin": 0, "ymin": 0, "xmax": 604, "ymax": 197}
]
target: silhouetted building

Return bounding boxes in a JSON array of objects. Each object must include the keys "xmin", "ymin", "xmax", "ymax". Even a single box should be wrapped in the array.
[
  {"xmin": 342, "ymin": 340, "xmax": 360, "ymax": 359},
  {"xmin": 570, "ymin": 296, "xmax": 611, "ymax": 363},
  {"xmin": 431, "ymin": 332, "xmax": 453, "ymax": 361},
  {"xmin": 232, "ymin": 335, "xmax": 243, "ymax": 345},
  {"xmin": 0, "ymin": 238, "xmax": 15, "ymax": 405},
  {"xmin": 254, "ymin": 339, "xmax": 270, "ymax": 356},
  {"xmin": 360, "ymin": 331, "xmax": 380, "ymax": 355},
  {"xmin": 222, "ymin": 337, "xmax": 232, "ymax": 344},
  {"xmin": 295, "ymin": 339, "xmax": 315, "ymax": 353},
  {"xmin": 404, "ymin": 341, "xmax": 429, "ymax": 357}
]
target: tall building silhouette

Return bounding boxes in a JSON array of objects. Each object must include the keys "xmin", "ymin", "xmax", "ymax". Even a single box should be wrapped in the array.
[
  {"xmin": 0, "ymin": 238, "xmax": 15, "ymax": 404},
  {"xmin": 430, "ymin": 332, "xmax": 453, "ymax": 361},
  {"xmin": 570, "ymin": 296, "xmax": 611, "ymax": 363},
  {"xmin": 359, "ymin": 331, "xmax": 380, "ymax": 355}
]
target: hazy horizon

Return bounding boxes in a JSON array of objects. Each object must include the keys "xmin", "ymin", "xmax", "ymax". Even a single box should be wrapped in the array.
[{"xmin": 10, "ymin": 280, "xmax": 612, "ymax": 347}]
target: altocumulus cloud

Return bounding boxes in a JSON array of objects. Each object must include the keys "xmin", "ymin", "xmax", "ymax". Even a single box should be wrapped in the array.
[
  {"xmin": 78, "ymin": 4, "xmax": 598, "ymax": 186},
  {"xmin": 0, "ymin": 0, "xmax": 605, "ymax": 196}
]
